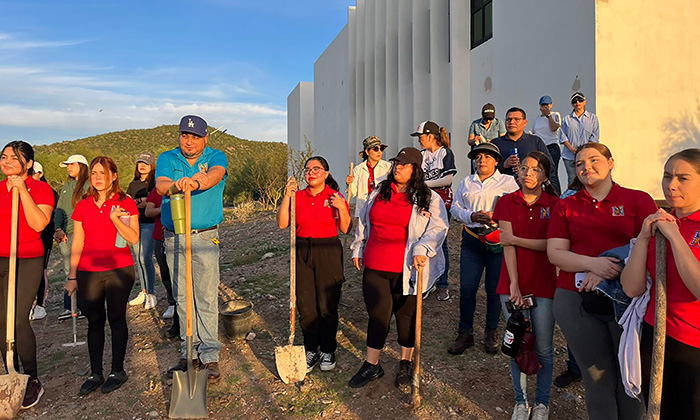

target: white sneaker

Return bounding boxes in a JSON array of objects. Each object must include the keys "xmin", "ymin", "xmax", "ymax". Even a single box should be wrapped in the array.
[
  {"xmin": 162, "ymin": 305, "xmax": 175, "ymax": 319},
  {"xmin": 144, "ymin": 294, "xmax": 157, "ymax": 310},
  {"xmin": 29, "ymin": 306, "xmax": 35, "ymax": 321},
  {"xmin": 511, "ymin": 403, "xmax": 530, "ymax": 420},
  {"xmin": 129, "ymin": 291, "xmax": 146, "ymax": 306},
  {"xmin": 531, "ymin": 403, "xmax": 549, "ymax": 420},
  {"xmin": 32, "ymin": 305, "xmax": 47, "ymax": 320}
]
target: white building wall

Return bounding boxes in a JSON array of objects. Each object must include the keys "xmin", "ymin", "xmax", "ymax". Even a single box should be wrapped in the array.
[
  {"xmin": 449, "ymin": 0, "xmax": 472, "ymax": 174},
  {"xmin": 385, "ymin": 0, "xmax": 400, "ymax": 152},
  {"xmin": 347, "ymin": 7, "xmax": 358, "ymax": 162},
  {"xmin": 374, "ymin": 0, "xmax": 387, "ymax": 145},
  {"xmin": 397, "ymin": 1, "xmax": 414, "ymax": 150},
  {"xmin": 429, "ymin": 0, "xmax": 451, "ymax": 129},
  {"xmin": 412, "ymin": 1, "xmax": 431, "ymax": 131},
  {"xmin": 363, "ymin": 0, "xmax": 376, "ymax": 138},
  {"xmin": 287, "ymin": 82, "xmax": 314, "ymax": 153}
]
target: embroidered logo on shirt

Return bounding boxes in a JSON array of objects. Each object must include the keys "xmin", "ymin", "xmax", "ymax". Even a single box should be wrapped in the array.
[
  {"xmin": 540, "ymin": 207, "xmax": 550, "ymax": 219},
  {"xmin": 198, "ymin": 163, "xmax": 208, "ymax": 173},
  {"xmin": 612, "ymin": 206, "xmax": 625, "ymax": 216},
  {"xmin": 690, "ymin": 231, "xmax": 700, "ymax": 247}
]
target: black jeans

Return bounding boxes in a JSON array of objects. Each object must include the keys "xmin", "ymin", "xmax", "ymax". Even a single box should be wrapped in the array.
[
  {"xmin": 546, "ymin": 143, "xmax": 562, "ymax": 195},
  {"xmin": 362, "ymin": 268, "xmax": 417, "ymax": 349},
  {"xmin": 0, "ymin": 256, "xmax": 43, "ymax": 379},
  {"xmin": 154, "ymin": 239, "xmax": 175, "ymax": 306},
  {"xmin": 295, "ymin": 237, "xmax": 344, "ymax": 353},
  {"xmin": 78, "ymin": 266, "xmax": 135, "ymax": 374}
]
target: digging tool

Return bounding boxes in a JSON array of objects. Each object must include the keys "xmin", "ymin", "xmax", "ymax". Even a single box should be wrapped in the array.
[
  {"xmin": 62, "ymin": 293, "xmax": 86, "ymax": 348},
  {"xmin": 169, "ymin": 189, "xmax": 208, "ymax": 419},
  {"xmin": 343, "ymin": 162, "xmax": 355, "ymax": 250},
  {"xmin": 411, "ymin": 266, "xmax": 424, "ymax": 409},
  {"xmin": 275, "ymin": 184, "xmax": 306, "ymax": 384},
  {"xmin": 645, "ymin": 231, "xmax": 667, "ymax": 420},
  {"xmin": 0, "ymin": 187, "xmax": 29, "ymax": 419}
]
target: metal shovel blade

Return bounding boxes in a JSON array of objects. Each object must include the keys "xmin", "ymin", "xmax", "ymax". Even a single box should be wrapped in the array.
[
  {"xmin": 275, "ymin": 344, "xmax": 306, "ymax": 384},
  {"xmin": 0, "ymin": 371, "xmax": 28, "ymax": 420},
  {"xmin": 168, "ymin": 367, "xmax": 208, "ymax": 419}
]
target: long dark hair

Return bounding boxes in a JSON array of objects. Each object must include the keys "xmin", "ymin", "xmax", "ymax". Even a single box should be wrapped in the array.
[
  {"xmin": 376, "ymin": 162, "xmax": 432, "ymax": 212},
  {"xmin": 522, "ymin": 151, "xmax": 558, "ymax": 196},
  {"xmin": 568, "ymin": 142, "xmax": 613, "ymax": 191},
  {"xmin": 72, "ymin": 163, "xmax": 90, "ymax": 207},
  {"xmin": 304, "ymin": 156, "xmax": 340, "ymax": 192},
  {"xmin": 2, "ymin": 141, "xmax": 34, "ymax": 176},
  {"xmin": 428, "ymin": 126, "xmax": 451, "ymax": 149},
  {"xmin": 85, "ymin": 156, "xmax": 126, "ymax": 202},
  {"xmin": 132, "ymin": 161, "xmax": 155, "ymax": 188}
]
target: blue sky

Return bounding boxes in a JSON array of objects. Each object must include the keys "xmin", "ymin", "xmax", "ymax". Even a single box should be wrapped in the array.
[{"xmin": 0, "ymin": 0, "xmax": 355, "ymax": 145}]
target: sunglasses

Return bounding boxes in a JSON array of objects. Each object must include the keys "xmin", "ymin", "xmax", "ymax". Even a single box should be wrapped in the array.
[
  {"xmin": 571, "ymin": 98, "xmax": 585, "ymax": 104},
  {"xmin": 366, "ymin": 146, "xmax": 382, "ymax": 153}
]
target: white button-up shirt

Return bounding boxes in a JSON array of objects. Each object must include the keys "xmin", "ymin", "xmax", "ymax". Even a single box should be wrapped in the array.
[{"xmin": 451, "ymin": 170, "xmax": 519, "ymax": 228}]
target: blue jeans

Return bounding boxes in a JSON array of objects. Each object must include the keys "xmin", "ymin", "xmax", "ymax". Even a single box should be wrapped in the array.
[
  {"xmin": 134, "ymin": 223, "xmax": 156, "ymax": 294},
  {"xmin": 436, "ymin": 212, "xmax": 451, "ymax": 288},
  {"xmin": 458, "ymin": 229, "xmax": 502, "ymax": 332},
  {"xmin": 563, "ymin": 158, "xmax": 577, "ymax": 189},
  {"xmin": 500, "ymin": 295, "xmax": 555, "ymax": 407},
  {"xmin": 165, "ymin": 228, "xmax": 222, "ymax": 364},
  {"xmin": 546, "ymin": 144, "xmax": 562, "ymax": 195}
]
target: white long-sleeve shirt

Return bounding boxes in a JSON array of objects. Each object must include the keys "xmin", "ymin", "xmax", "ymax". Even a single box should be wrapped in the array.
[
  {"xmin": 347, "ymin": 159, "xmax": 392, "ymax": 217},
  {"xmin": 451, "ymin": 171, "xmax": 519, "ymax": 228}
]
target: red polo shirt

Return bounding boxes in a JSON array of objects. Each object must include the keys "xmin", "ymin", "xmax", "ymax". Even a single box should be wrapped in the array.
[
  {"xmin": 72, "ymin": 195, "xmax": 138, "ymax": 271},
  {"xmin": 493, "ymin": 190, "xmax": 559, "ymax": 298},
  {"xmin": 146, "ymin": 188, "xmax": 164, "ymax": 241},
  {"xmin": 644, "ymin": 210, "xmax": 700, "ymax": 348},
  {"xmin": 547, "ymin": 184, "xmax": 657, "ymax": 291},
  {"xmin": 0, "ymin": 178, "xmax": 55, "ymax": 258},
  {"xmin": 295, "ymin": 185, "xmax": 349, "ymax": 238},
  {"xmin": 364, "ymin": 185, "xmax": 412, "ymax": 273}
]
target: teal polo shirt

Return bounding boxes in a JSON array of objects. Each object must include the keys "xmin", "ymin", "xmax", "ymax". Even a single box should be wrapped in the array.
[{"xmin": 155, "ymin": 147, "xmax": 228, "ymax": 230}]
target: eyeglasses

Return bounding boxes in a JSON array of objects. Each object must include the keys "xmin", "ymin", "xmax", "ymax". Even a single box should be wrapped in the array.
[
  {"xmin": 505, "ymin": 117, "xmax": 524, "ymax": 123},
  {"xmin": 571, "ymin": 98, "xmax": 585, "ymax": 104},
  {"xmin": 367, "ymin": 146, "xmax": 382, "ymax": 153},
  {"xmin": 304, "ymin": 166, "xmax": 325, "ymax": 175},
  {"xmin": 518, "ymin": 166, "xmax": 543, "ymax": 175}
]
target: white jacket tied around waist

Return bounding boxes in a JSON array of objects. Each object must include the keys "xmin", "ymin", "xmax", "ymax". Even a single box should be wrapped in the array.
[
  {"xmin": 350, "ymin": 188, "xmax": 449, "ymax": 295},
  {"xmin": 347, "ymin": 160, "xmax": 392, "ymax": 217}
]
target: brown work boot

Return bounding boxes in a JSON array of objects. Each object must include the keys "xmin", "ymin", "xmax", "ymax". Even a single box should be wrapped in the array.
[
  {"xmin": 447, "ymin": 330, "xmax": 474, "ymax": 355},
  {"xmin": 203, "ymin": 362, "xmax": 220, "ymax": 382},
  {"xmin": 166, "ymin": 358, "xmax": 199, "ymax": 379},
  {"xmin": 484, "ymin": 330, "xmax": 499, "ymax": 354}
]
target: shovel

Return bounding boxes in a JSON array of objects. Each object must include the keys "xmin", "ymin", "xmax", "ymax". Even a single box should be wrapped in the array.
[
  {"xmin": 645, "ymin": 231, "xmax": 668, "ymax": 420},
  {"xmin": 0, "ymin": 187, "xmax": 29, "ymax": 419},
  {"xmin": 275, "ymin": 184, "xmax": 306, "ymax": 384},
  {"xmin": 62, "ymin": 293, "xmax": 86, "ymax": 348},
  {"xmin": 411, "ymin": 266, "xmax": 424, "ymax": 409},
  {"xmin": 169, "ymin": 189, "xmax": 208, "ymax": 419}
]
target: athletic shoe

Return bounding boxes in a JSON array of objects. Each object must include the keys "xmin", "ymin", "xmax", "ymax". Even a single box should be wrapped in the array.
[
  {"xmin": 306, "ymin": 350, "xmax": 321, "ymax": 373},
  {"xmin": 510, "ymin": 403, "xmax": 530, "ymax": 420},
  {"xmin": 348, "ymin": 361, "xmax": 384, "ymax": 388},
  {"xmin": 128, "ymin": 291, "xmax": 146, "ymax": 306},
  {"xmin": 78, "ymin": 373, "xmax": 105, "ymax": 395},
  {"xmin": 32, "ymin": 305, "xmax": 47, "ymax": 320},
  {"xmin": 144, "ymin": 294, "xmax": 157, "ymax": 310},
  {"xmin": 21, "ymin": 378, "xmax": 44, "ymax": 409},
  {"xmin": 162, "ymin": 305, "xmax": 176, "ymax": 319},
  {"xmin": 422, "ymin": 285, "xmax": 436, "ymax": 300},
  {"xmin": 319, "ymin": 352, "xmax": 336, "ymax": 371},
  {"xmin": 436, "ymin": 287, "xmax": 450, "ymax": 301},
  {"xmin": 394, "ymin": 360, "xmax": 412, "ymax": 387},
  {"xmin": 101, "ymin": 371, "xmax": 128, "ymax": 393},
  {"xmin": 58, "ymin": 309, "xmax": 72, "ymax": 320},
  {"xmin": 553, "ymin": 368, "xmax": 582, "ymax": 388},
  {"xmin": 531, "ymin": 403, "xmax": 550, "ymax": 420}
]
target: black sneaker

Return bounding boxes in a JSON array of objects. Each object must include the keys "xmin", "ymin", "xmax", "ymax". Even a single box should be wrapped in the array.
[
  {"xmin": 319, "ymin": 352, "xmax": 336, "ymax": 371},
  {"xmin": 79, "ymin": 373, "xmax": 105, "ymax": 395},
  {"xmin": 21, "ymin": 378, "xmax": 44, "ymax": 409},
  {"xmin": 101, "ymin": 371, "xmax": 128, "ymax": 393},
  {"xmin": 166, "ymin": 324, "xmax": 180, "ymax": 339},
  {"xmin": 58, "ymin": 309, "xmax": 72, "ymax": 320},
  {"xmin": 167, "ymin": 358, "xmax": 199, "ymax": 379},
  {"xmin": 306, "ymin": 350, "xmax": 321, "ymax": 373},
  {"xmin": 553, "ymin": 369, "xmax": 582, "ymax": 388},
  {"xmin": 394, "ymin": 360, "xmax": 412, "ymax": 387},
  {"xmin": 348, "ymin": 361, "xmax": 384, "ymax": 388}
]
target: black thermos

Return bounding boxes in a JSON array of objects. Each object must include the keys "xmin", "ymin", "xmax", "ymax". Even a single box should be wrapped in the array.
[{"xmin": 502, "ymin": 308, "xmax": 526, "ymax": 357}]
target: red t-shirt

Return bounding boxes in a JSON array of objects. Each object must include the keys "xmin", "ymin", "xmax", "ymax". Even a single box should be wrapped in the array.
[
  {"xmin": 364, "ymin": 185, "xmax": 413, "ymax": 273},
  {"xmin": 146, "ymin": 188, "xmax": 164, "ymax": 241},
  {"xmin": 0, "ymin": 178, "xmax": 55, "ymax": 258},
  {"xmin": 295, "ymin": 185, "xmax": 349, "ymax": 238},
  {"xmin": 493, "ymin": 190, "xmax": 559, "ymax": 299},
  {"xmin": 644, "ymin": 210, "xmax": 700, "ymax": 348},
  {"xmin": 72, "ymin": 195, "xmax": 138, "ymax": 271},
  {"xmin": 547, "ymin": 184, "xmax": 657, "ymax": 291}
]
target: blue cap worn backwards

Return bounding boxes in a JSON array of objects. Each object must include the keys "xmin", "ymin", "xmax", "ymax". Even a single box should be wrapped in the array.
[{"xmin": 179, "ymin": 115, "xmax": 208, "ymax": 137}]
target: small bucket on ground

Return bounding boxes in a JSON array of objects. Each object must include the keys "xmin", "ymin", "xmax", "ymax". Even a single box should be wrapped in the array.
[{"xmin": 220, "ymin": 299, "xmax": 254, "ymax": 340}]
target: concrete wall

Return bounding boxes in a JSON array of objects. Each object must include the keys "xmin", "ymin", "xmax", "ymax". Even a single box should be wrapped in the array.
[{"xmin": 287, "ymin": 82, "xmax": 314, "ymax": 153}]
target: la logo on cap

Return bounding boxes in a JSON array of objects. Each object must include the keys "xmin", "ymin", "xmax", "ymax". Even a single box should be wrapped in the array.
[{"xmin": 188, "ymin": 118, "xmax": 195, "ymax": 128}]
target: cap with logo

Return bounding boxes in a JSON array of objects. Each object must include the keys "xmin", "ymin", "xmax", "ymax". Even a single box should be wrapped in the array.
[
  {"xmin": 539, "ymin": 95, "xmax": 553, "ymax": 105},
  {"xmin": 59, "ymin": 154, "xmax": 89, "ymax": 167},
  {"xmin": 481, "ymin": 103, "xmax": 496, "ymax": 119},
  {"xmin": 136, "ymin": 152, "xmax": 156, "ymax": 166},
  {"xmin": 410, "ymin": 121, "xmax": 440, "ymax": 137},
  {"xmin": 571, "ymin": 92, "xmax": 586, "ymax": 102},
  {"xmin": 179, "ymin": 115, "xmax": 208, "ymax": 137},
  {"xmin": 32, "ymin": 162, "xmax": 43, "ymax": 174},
  {"xmin": 467, "ymin": 142, "xmax": 503, "ymax": 162},
  {"xmin": 389, "ymin": 147, "xmax": 423, "ymax": 166},
  {"xmin": 359, "ymin": 135, "xmax": 388, "ymax": 157}
]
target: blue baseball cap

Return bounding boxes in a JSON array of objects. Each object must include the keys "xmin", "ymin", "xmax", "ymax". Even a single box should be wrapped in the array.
[
  {"xmin": 539, "ymin": 95, "xmax": 553, "ymax": 105},
  {"xmin": 179, "ymin": 115, "xmax": 208, "ymax": 137}
]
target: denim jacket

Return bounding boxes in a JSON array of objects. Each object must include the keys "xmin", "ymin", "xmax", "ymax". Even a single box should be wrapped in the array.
[{"xmin": 595, "ymin": 244, "xmax": 633, "ymax": 322}]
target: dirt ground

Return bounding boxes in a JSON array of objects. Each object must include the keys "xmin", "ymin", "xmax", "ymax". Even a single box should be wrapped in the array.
[{"xmin": 17, "ymin": 210, "xmax": 588, "ymax": 420}]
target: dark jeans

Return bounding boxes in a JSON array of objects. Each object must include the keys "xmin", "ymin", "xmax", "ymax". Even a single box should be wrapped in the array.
[
  {"xmin": 436, "ymin": 212, "xmax": 451, "ymax": 288},
  {"xmin": 0, "ymin": 256, "xmax": 43, "ymax": 379},
  {"xmin": 296, "ymin": 237, "xmax": 344, "ymax": 353},
  {"xmin": 458, "ymin": 229, "xmax": 502, "ymax": 332},
  {"xmin": 363, "ymin": 268, "xmax": 417, "ymax": 349},
  {"xmin": 36, "ymin": 241, "xmax": 52, "ymax": 306},
  {"xmin": 78, "ymin": 266, "xmax": 135, "ymax": 374},
  {"xmin": 154, "ymin": 239, "xmax": 175, "ymax": 306},
  {"xmin": 546, "ymin": 143, "xmax": 562, "ymax": 196},
  {"xmin": 566, "ymin": 346, "xmax": 581, "ymax": 375}
]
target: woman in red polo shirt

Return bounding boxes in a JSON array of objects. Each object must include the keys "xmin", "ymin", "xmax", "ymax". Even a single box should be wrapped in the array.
[
  {"xmin": 277, "ymin": 156, "xmax": 351, "ymax": 373},
  {"xmin": 0, "ymin": 141, "xmax": 55, "ymax": 409},
  {"xmin": 493, "ymin": 151, "xmax": 559, "ymax": 420},
  {"xmin": 348, "ymin": 147, "xmax": 448, "ymax": 389},
  {"xmin": 621, "ymin": 148, "xmax": 700, "ymax": 419},
  {"xmin": 547, "ymin": 143, "xmax": 657, "ymax": 420},
  {"xmin": 65, "ymin": 156, "xmax": 139, "ymax": 396}
]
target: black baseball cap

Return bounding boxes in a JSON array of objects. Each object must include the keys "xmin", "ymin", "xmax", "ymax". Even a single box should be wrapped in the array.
[{"xmin": 390, "ymin": 147, "xmax": 423, "ymax": 166}]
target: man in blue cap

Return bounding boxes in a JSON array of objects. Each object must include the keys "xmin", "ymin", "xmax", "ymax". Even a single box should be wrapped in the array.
[
  {"xmin": 560, "ymin": 92, "xmax": 600, "ymax": 187},
  {"xmin": 156, "ymin": 115, "xmax": 228, "ymax": 382},
  {"xmin": 532, "ymin": 95, "xmax": 562, "ymax": 195}
]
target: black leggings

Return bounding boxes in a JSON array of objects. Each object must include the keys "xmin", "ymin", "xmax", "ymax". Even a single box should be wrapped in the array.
[
  {"xmin": 641, "ymin": 321, "xmax": 700, "ymax": 419},
  {"xmin": 77, "ymin": 267, "xmax": 135, "ymax": 375},
  {"xmin": 154, "ymin": 239, "xmax": 175, "ymax": 306},
  {"xmin": 362, "ymin": 268, "xmax": 416, "ymax": 350},
  {"xmin": 35, "ymin": 244, "xmax": 52, "ymax": 307},
  {"xmin": 296, "ymin": 237, "xmax": 344, "ymax": 353},
  {"xmin": 0, "ymin": 256, "xmax": 43, "ymax": 379}
]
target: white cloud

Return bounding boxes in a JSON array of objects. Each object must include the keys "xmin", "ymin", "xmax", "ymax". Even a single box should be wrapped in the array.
[{"xmin": 0, "ymin": 32, "xmax": 86, "ymax": 49}]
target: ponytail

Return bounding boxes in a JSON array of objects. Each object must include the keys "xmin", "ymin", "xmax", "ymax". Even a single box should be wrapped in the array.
[{"xmin": 436, "ymin": 127, "xmax": 451, "ymax": 149}]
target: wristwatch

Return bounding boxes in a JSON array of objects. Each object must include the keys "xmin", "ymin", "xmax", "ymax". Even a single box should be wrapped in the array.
[{"xmin": 546, "ymin": 114, "xmax": 551, "ymax": 119}]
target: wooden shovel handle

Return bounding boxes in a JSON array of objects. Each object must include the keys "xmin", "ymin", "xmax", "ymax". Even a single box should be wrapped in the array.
[
  {"xmin": 412, "ymin": 265, "xmax": 424, "ymax": 408},
  {"xmin": 185, "ymin": 189, "xmax": 193, "ymax": 338},
  {"xmin": 646, "ymin": 231, "xmax": 667, "ymax": 420},
  {"xmin": 5, "ymin": 187, "xmax": 19, "ymax": 374},
  {"xmin": 289, "ymin": 188, "xmax": 297, "ymax": 346}
]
